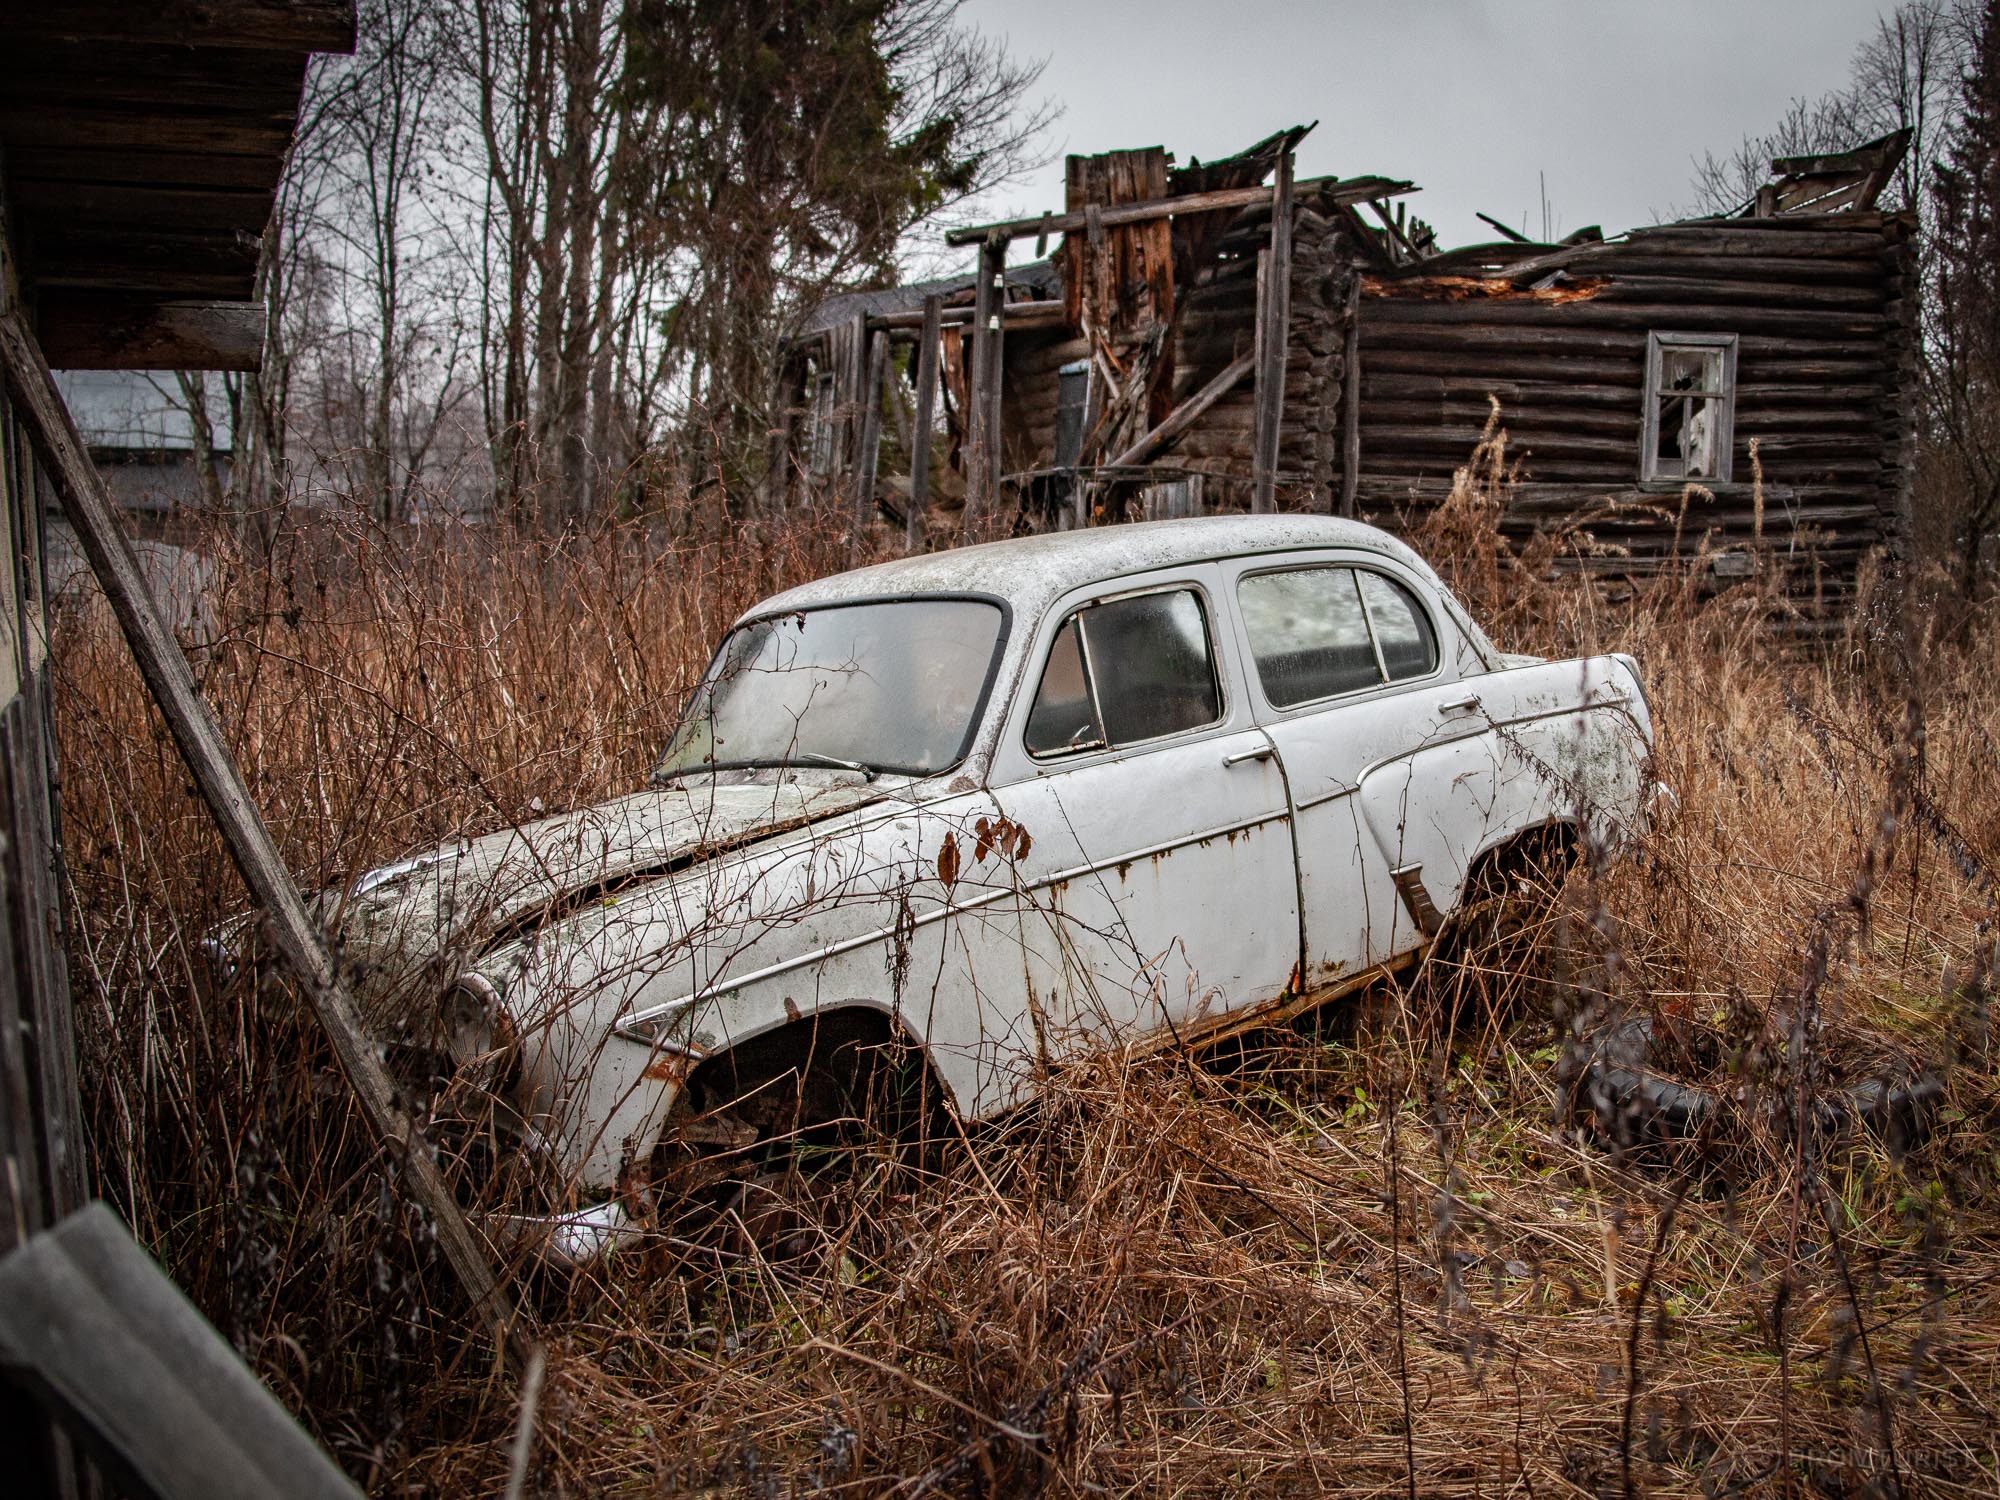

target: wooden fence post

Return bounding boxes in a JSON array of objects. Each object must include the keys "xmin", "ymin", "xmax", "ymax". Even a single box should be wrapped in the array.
[
  {"xmin": 0, "ymin": 309, "xmax": 527, "ymax": 1366},
  {"xmin": 854, "ymin": 329, "xmax": 888, "ymax": 531},
  {"xmin": 909, "ymin": 295, "xmax": 941, "ymax": 548},
  {"xmin": 1251, "ymin": 150, "xmax": 1294, "ymax": 514},
  {"xmin": 963, "ymin": 235, "xmax": 1006, "ymax": 539}
]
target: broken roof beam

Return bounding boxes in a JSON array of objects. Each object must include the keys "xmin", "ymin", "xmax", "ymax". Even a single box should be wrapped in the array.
[
  {"xmin": 870, "ymin": 299, "xmax": 1068, "ymax": 334},
  {"xmin": 945, "ymin": 175, "xmax": 1416, "ymax": 247}
]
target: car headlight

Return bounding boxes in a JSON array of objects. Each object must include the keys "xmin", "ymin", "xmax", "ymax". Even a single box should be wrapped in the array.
[{"xmin": 441, "ymin": 972, "xmax": 518, "ymax": 1090}]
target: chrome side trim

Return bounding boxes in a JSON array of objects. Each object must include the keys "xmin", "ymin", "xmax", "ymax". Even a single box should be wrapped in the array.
[
  {"xmin": 1292, "ymin": 783, "xmax": 1357, "ymax": 812},
  {"xmin": 614, "ymin": 805, "xmax": 1292, "ymax": 1035}
]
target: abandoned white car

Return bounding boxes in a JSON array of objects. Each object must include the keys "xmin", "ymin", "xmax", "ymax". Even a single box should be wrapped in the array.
[{"xmin": 317, "ymin": 516, "xmax": 1653, "ymax": 1256}]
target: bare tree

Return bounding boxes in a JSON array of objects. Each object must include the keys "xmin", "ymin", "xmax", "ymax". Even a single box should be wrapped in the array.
[{"xmin": 1688, "ymin": 1, "xmax": 1978, "ymax": 217}]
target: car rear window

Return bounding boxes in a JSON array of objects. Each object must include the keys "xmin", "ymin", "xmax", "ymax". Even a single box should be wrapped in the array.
[
  {"xmin": 1025, "ymin": 588, "xmax": 1222, "ymax": 756},
  {"xmin": 1237, "ymin": 566, "xmax": 1438, "ymax": 708}
]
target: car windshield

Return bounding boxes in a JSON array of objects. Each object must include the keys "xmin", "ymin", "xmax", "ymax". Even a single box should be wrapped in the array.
[{"xmin": 654, "ymin": 598, "xmax": 1005, "ymax": 781}]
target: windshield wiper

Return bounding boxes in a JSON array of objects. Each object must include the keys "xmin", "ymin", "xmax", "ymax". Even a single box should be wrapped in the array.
[
  {"xmin": 652, "ymin": 753, "xmax": 880, "ymax": 785},
  {"xmin": 786, "ymin": 752, "xmax": 879, "ymax": 781}
]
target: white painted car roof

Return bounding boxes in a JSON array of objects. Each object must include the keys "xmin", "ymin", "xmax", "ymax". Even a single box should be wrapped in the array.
[{"xmin": 748, "ymin": 515, "xmax": 1436, "ymax": 626}]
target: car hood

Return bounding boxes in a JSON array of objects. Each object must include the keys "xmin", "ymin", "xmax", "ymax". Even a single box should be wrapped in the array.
[{"xmin": 335, "ymin": 777, "xmax": 888, "ymax": 987}]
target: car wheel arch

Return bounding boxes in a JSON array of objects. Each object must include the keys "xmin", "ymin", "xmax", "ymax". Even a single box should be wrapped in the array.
[{"xmin": 673, "ymin": 1002, "xmax": 954, "ymax": 1144}]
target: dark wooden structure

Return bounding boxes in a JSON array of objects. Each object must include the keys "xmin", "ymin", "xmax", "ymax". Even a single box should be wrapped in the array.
[
  {"xmin": 1, "ymin": 5, "xmax": 356, "ymax": 1493},
  {"xmin": 777, "ymin": 127, "xmax": 1915, "ymax": 609}
]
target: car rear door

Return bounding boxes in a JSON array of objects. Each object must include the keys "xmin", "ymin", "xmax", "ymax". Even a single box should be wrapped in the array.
[
  {"xmin": 1221, "ymin": 554, "xmax": 1443, "ymax": 981},
  {"xmin": 985, "ymin": 566, "xmax": 1301, "ymax": 1060}
]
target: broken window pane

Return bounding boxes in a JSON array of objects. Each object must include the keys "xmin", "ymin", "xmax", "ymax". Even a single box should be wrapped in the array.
[
  {"xmin": 1644, "ymin": 334, "xmax": 1736, "ymax": 483},
  {"xmin": 1237, "ymin": 567, "xmax": 1382, "ymax": 705}
]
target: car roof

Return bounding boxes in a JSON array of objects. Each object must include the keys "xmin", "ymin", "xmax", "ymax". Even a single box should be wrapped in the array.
[{"xmin": 747, "ymin": 515, "xmax": 1435, "ymax": 627}]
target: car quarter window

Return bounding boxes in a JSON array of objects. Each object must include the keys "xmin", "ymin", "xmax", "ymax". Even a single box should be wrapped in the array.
[
  {"xmin": 1354, "ymin": 570, "xmax": 1439, "ymax": 681},
  {"xmin": 1023, "ymin": 587, "xmax": 1222, "ymax": 756},
  {"xmin": 1237, "ymin": 565, "xmax": 1438, "ymax": 708}
]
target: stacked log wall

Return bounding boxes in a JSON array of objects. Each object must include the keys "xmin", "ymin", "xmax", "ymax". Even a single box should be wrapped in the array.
[{"xmin": 1350, "ymin": 212, "xmax": 1913, "ymax": 601}]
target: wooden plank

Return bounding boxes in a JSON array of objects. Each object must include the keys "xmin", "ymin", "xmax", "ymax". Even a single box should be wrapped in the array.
[
  {"xmin": 6, "ymin": 1, "xmax": 358, "ymax": 52},
  {"xmin": 0, "ymin": 107, "xmax": 297, "ymax": 156},
  {"xmin": 869, "ymin": 300, "xmax": 1066, "ymax": 333},
  {"xmin": 962, "ymin": 238, "xmax": 1005, "ymax": 537},
  {"xmin": 4, "ymin": 146, "xmax": 286, "ymax": 194},
  {"xmin": 1360, "ymin": 299, "xmax": 1890, "ymax": 338},
  {"xmin": 1108, "ymin": 351, "xmax": 1255, "ymax": 467},
  {"xmin": 0, "ymin": 1202, "xmax": 366, "ymax": 1500},
  {"xmin": 7, "ymin": 180, "xmax": 282, "ymax": 234},
  {"xmin": 0, "ymin": 309, "xmax": 526, "ymax": 1363},
  {"xmin": 36, "ymin": 297, "xmax": 265, "ymax": 371},
  {"xmin": 908, "ymin": 296, "xmax": 940, "ymax": 546},
  {"xmin": 1340, "ymin": 273, "xmax": 1361, "ymax": 517},
  {"xmin": 944, "ymin": 174, "xmax": 1404, "ymax": 246},
  {"xmin": 19, "ymin": 227, "xmax": 261, "ymax": 295},
  {"xmin": 853, "ymin": 329, "xmax": 888, "ymax": 529},
  {"xmin": 1250, "ymin": 150, "xmax": 1294, "ymax": 514}
]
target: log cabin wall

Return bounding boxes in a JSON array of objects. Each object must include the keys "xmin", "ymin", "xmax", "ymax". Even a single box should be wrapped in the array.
[{"xmin": 1349, "ymin": 211, "xmax": 1916, "ymax": 605}]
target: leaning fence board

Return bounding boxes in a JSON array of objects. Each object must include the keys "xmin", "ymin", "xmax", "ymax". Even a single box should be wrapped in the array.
[
  {"xmin": 0, "ymin": 310, "xmax": 525, "ymax": 1364},
  {"xmin": 0, "ymin": 1202, "xmax": 366, "ymax": 1500}
]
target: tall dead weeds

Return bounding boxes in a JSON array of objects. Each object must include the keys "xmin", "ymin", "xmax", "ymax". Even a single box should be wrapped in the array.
[{"xmin": 48, "ymin": 473, "xmax": 2000, "ymax": 1496}]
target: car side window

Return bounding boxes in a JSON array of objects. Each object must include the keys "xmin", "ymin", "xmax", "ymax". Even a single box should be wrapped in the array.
[
  {"xmin": 1237, "ymin": 565, "xmax": 1440, "ymax": 708},
  {"xmin": 1355, "ymin": 571, "xmax": 1439, "ymax": 681},
  {"xmin": 1024, "ymin": 588, "xmax": 1222, "ymax": 757},
  {"xmin": 1237, "ymin": 567, "xmax": 1380, "ymax": 706}
]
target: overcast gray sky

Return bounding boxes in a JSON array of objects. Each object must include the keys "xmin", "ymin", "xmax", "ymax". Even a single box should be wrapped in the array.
[{"xmin": 949, "ymin": 0, "xmax": 1893, "ymax": 252}]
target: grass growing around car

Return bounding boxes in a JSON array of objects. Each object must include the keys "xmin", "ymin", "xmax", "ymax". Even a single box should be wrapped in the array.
[{"xmin": 52, "ymin": 457, "xmax": 2000, "ymax": 1494}]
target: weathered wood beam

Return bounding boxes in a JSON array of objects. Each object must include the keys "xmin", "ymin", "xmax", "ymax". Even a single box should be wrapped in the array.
[
  {"xmin": 1340, "ymin": 276, "xmax": 1361, "ymax": 518},
  {"xmin": 854, "ymin": 329, "xmax": 888, "ymax": 529},
  {"xmin": 962, "ymin": 238, "xmax": 1005, "ymax": 537},
  {"xmin": 1109, "ymin": 350, "xmax": 1254, "ymax": 468},
  {"xmin": 944, "ymin": 174, "xmax": 1413, "ymax": 247},
  {"xmin": 36, "ymin": 297, "xmax": 265, "ymax": 371},
  {"xmin": 1474, "ymin": 211, "xmax": 1532, "ymax": 244},
  {"xmin": 870, "ymin": 300, "xmax": 1066, "ymax": 333},
  {"xmin": 9, "ymin": 1, "xmax": 357, "ymax": 53},
  {"xmin": 1250, "ymin": 152, "xmax": 1294, "ymax": 513},
  {"xmin": 908, "ymin": 295, "xmax": 941, "ymax": 547},
  {"xmin": 0, "ymin": 309, "xmax": 525, "ymax": 1363}
]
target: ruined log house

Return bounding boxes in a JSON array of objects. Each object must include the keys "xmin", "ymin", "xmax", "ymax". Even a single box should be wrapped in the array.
[{"xmin": 775, "ymin": 126, "xmax": 1915, "ymax": 613}]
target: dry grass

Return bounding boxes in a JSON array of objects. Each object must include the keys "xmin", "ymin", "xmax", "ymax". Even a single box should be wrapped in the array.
[{"xmin": 50, "ymin": 464, "xmax": 2000, "ymax": 1497}]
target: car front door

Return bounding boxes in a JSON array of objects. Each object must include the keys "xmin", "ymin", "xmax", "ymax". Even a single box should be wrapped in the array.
[{"xmin": 985, "ymin": 568, "xmax": 1302, "ymax": 1063}]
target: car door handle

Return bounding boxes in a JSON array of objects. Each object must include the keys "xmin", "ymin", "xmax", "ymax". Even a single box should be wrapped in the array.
[
  {"xmin": 1438, "ymin": 693, "xmax": 1482, "ymax": 714},
  {"xmin": 1222, "ymin": 743, "xmax": 1275, "ymax": 768}
]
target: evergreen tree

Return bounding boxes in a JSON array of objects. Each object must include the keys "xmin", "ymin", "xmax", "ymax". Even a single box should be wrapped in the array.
[{"xmin": 1928, "ymin": 0, "xmax": 2000, "ymax": 595}]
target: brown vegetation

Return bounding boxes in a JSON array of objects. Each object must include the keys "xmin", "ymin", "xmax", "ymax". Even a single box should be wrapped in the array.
[{"xmin": 51, "ymin": 463, "xmax": 2000, "ymax": 1494}]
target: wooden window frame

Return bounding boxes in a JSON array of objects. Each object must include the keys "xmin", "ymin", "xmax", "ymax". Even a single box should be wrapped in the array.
[{"xmin": 1641, "ymin": 331, "xmax": 1738, "ymax": 486}]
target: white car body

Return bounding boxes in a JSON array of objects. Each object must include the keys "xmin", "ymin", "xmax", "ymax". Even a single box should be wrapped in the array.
[{"xmin": 332, "ymin": 517, "xmax": 1653, "ymax": 1247}]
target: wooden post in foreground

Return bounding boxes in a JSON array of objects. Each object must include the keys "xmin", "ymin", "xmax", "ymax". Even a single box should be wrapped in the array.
[
  {"xmin": 0, "ymin": 310, "xmax": 526, "ymax": 1366},
  {"xmin": 908, "ymin": 295, "xmax": 941, "ymax": 548}
]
